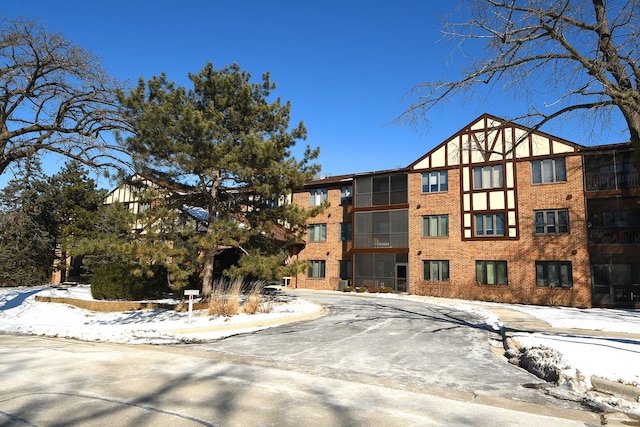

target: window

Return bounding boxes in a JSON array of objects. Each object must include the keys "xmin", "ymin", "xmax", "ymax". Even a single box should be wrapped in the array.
[
  {"xmin": 532, "ymin": 158, "xmax": 566, "ymax": 184},
  {"xmin": 309, "ymin": 188, "xmax": 328, "ymax": 206},
  {"xmin": 421, "ymin": 171, "xmax": 448, "ymax": 193},
  {"xmin": 340, "ymin": 186, "xmax": 352, "ymax": 205},
  {"xmin": 535, "ymin": 210, "xmax": 569, "ymax": 234},
  {"xmin": 422, "ymin": 215, "xmax": 448, "ymax": 237},
  {"xmin": 476, "ymin": 260, "xmax": 508, "ymax": 285},
  {"xmin": 536, "ymin": 261, "xmax": 572, "ymax": 288},
  {"xmin": 340, "ymin": 222, "xmax": 352, "ymax": 241},
  {"xmin": 475, "ymin": 213, "xmax": 505, "ymax": 236},
  {"xmin": 423, "ymin": 260, "xmax": 450, "ymax": 281},
  {"xmin": 308, "ymin": 260, "xmax": 326, "ymax": 278},
  {"xmin": 308, "ymin": 224, "xmax": 327, "ymax": 242},
  {"xmin": 473, "ymin": 165, "xmax": 503, "ymax": 189}
]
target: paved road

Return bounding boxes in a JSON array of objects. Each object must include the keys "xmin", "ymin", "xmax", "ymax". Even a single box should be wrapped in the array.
[
  {"xmin": 189, "ymin": 291, "xmax": 586, "ymax": 408},
  {"xmin": 0, "ymin": 291, "xmax": 605, "ymax": 426}
]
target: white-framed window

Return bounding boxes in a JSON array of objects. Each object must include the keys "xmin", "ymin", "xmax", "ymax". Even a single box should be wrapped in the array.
[
  {"xmin": 422, "ymin": 215, "xmax": 448, "ymax": 237},
  {"xmin": 423, "ymin": 260, "xmax": 450, "ymax": 281},
  {"xmin": 308, "ymin": 223, "xmax": 327, "ymax": 242},
  {"xmin": 476, "ymin": 260, "xmax": 508, "ymax": 285},
  {"xmin": 475, "ymin": 213, "xmax": 505, "ymax": 236},
  {"xmin": 309, "ymin": 188, "xmax": 328, "ymax": 206},
  {"xmin": 535, "ymin": 209, "xmax": 569, "ymax": 234},
  {"xmin": 536, "ymin": 261, "xmax": 572, "ymax": 288},
  {"xmin": 308, "ymin": 260, "xmax": 326, "ymax": 278},
  {"xmin": 473, "ymin": 165, "xmax": 503, "ymax": 189},
  {"xmin": 532, "ymin": 158, "xmax": 566, "ymax": 184},
  {"xmin": 421, "ymin": 171, "xmax": 448, "ymax": 193}
]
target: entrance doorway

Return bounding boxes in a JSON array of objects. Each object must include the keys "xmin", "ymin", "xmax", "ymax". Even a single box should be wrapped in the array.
[{"xmin": 396, "ymin": 263, "xmax": 408, "ymax": 293}]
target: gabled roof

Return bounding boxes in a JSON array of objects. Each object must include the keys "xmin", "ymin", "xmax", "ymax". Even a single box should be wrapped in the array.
[{"xmin": 408, "ymin": 113, "xmax": 584, "ymax": 170}]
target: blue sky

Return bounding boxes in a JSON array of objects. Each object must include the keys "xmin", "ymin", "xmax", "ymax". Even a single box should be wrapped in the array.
[{"xmin": 3, "ymin": 0, "xmax": 630, "ymax": 187}]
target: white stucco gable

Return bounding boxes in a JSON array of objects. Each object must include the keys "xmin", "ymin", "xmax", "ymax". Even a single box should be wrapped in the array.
[{"xmin": 409, "ymin": 113, "xmax": 583, "ymax": 170}]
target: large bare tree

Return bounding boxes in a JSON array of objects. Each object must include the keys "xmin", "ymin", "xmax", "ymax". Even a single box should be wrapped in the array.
[
  {"xmin": 405, "ymin": 0, "xmax": 640, "ymax": 158},
  {"xmin": 0, "ymin": 19, "xmax": 129, "ymax": 177}
]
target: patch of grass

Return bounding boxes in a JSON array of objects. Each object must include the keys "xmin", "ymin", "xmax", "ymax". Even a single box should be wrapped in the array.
[
  {"xmin": 208, "ymin": 278, "xmax": 242, "ymax": 317},
  {"xmin": 259, "ymin": 300, "xmax": 275, "ymax": 314},
  {"xmin": 243, "ymin": 283, "xmax": 264, "ymax": 314}
]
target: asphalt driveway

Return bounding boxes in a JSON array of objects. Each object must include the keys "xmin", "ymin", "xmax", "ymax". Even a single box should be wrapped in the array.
[
  {"xmin": 186, "ymin": 290, "xmax": 586, "ymax": 410},
  {"xmin": 0, "ymin": 290, "xmax": 605, "ymax": 426}
]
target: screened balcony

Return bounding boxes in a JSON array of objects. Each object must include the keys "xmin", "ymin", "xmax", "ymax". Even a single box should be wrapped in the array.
[
  {"xmin": 584, "ymin": 151, "xmax": 639, "ymax": 191},
  {"xmin": 586, "ymin": 196, "xmax": 640, "ymax": 246}
]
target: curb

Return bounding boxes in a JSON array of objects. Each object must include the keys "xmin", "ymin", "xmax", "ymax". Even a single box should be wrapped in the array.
[
  {"xmin": 167, "ymin": 305, "xmax": 327, "ymax": 335},
  {"xmin": 500, "ymin": 325, "xmax": 640, "ymax": 411},
  {"xmin": 591, "ymin": 376, "xmax": 640, "ymax": 403}
]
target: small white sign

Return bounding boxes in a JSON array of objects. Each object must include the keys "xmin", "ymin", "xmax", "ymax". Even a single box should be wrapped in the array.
[{"xmin": 184, "ymin": 290, "xmax": 199, "ymax": 324}]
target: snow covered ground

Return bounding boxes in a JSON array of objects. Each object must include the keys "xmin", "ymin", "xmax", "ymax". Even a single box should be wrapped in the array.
[
  {"xmin": 0, "ymin": 286, "xmax": 322, "ymax": 344},
  {"xmin": 507, "ymin": 304, "xmax": 640, "ymax": 387},
  {"xmin": 1, "ymin": 286, "xmax": 639, "ymax": 394}
]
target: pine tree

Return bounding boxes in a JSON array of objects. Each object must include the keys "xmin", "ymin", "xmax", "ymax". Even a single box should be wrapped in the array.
[
  {"xmin": 119, "ymin": 63, "xmax": 321, "ymax": 297},
  {"xmin": 0, "ymin": 160, "xmax": 56, "ymax": 286},
  {"xmin": 47, "ymin": 160, "xmax": 106, "ymax": 282}
]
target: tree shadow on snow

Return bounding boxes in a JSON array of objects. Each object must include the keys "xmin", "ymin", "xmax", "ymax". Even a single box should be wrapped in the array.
[{"xmin": 0, "ymin": 289, "xmax": 41, "ymax": 311}]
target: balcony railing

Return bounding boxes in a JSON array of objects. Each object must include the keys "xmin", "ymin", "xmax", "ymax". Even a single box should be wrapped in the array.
[
  {"xmin": 354, "ymin": 233, "xmax": 409, "ymax": 249},
  {"xmin": 585, "ymin": 171, "xmax": 639, "ymax": 191},
  {"xmin": 588, "ymin": 227, "xmax": 640, "ymax": 245}
]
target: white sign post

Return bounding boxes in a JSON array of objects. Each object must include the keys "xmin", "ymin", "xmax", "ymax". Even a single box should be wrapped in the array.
[{"xmin": 184, "ymin": 289, "xmax": 200, "ymax": 323}]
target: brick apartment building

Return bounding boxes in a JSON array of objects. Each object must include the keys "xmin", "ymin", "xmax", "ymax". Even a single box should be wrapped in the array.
[{"xmin": 291, "ymin": 113, "xmax": 640, "ymax": 308}]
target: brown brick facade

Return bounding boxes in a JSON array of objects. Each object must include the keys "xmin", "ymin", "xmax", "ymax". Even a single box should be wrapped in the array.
[
  {"xmin": 291, "ymin": 182, "xmax": 352, "ymax": 290},
  {"xmin": 408, "ymin": 155, "xmax": 591, "ymax": 307},
  {"xmin": 288, "ymin": 114, "xmax": 616, "ymax": 308}
]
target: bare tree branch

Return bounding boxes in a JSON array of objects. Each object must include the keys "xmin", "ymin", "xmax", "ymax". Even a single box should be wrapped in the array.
[
  {"xmin": 0, "ymin": 18, "xmax": 132, "ymax": 177},
  {"xmin": 402, "ymin": 0, "xmax": 640, "ymax": 159}
]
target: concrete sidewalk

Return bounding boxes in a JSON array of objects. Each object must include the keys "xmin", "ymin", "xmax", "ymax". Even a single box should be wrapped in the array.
[{"xmin": 483, "ymin": 304, "xmax": 640, "ymax": 403}]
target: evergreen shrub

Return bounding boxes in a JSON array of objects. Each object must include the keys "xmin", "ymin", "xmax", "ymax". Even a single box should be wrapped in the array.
[{"xmin": 91, "ymin": 264, "xmax": 168, "ymax": 301}]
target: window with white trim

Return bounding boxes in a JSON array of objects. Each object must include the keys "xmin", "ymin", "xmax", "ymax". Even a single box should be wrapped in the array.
[
  {"xmin": 421, "ymin": 171, "xmax": 448, "ymax": 193},
  {"xmin": 309, "ymin": 188, "xmax": 328, "ymax": 206},
  {"xmin": 423, "ymin": 260, "xmax": 449, "ymax": 281},
  {"xmin": 535, "ymin": 209, "xmax": 569, "ymax": 234},
  {"xmin": 476, "ymin": 260, "xmax": 508, "ymax": 285},
  {"xmin": 422, "ymin": 215, "xmax": 448, "ymax": 237},
  {"xmin": 532, "ymin": 158, "xmax": 566, "ymax": 184},
  {"xmin": 475, "ymin": 213, "xmax": 505, "ymax": 236},
  {"xmin": 536, "ymin": 261, "xmax": 572, "ymax": 288},
  {"xmin": 308, "ymin": 224, "xmax": 327, "ymax": 242},
  {"xmin": 308, "ymin": 260, "xmax": 326, "ymax": 278},
  {"xmin": 473, "ymin": 165, "xmax": 503, "ymax": 189}
]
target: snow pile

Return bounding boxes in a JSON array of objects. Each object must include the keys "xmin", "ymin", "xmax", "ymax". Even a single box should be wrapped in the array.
[{"xmin": 0, "ymin": 286, "xmax": 321, "ymax": 344}]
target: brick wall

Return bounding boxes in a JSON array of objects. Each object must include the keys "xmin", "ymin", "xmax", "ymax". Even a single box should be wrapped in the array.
[
  {"xmin": 291, "ymin": 185, "xmax": 352, "ymax": 290},
  {"xmin": 408, "ymin": 155, "xmax": 591, "ymax": 307}
]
